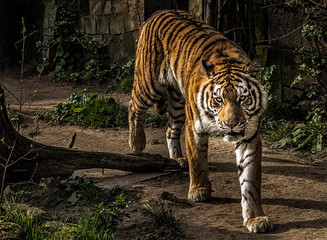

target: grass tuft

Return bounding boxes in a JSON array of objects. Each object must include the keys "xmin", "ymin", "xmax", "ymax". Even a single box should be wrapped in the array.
[{"xmin": 142, "ymin": 199, "xmax": 184, "ymax": 237}]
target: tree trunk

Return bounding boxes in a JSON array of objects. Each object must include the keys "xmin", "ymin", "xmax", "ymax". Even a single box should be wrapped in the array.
[{"xmin": 0, "ymin": 87, "xmax": 181, "ymax": 184}]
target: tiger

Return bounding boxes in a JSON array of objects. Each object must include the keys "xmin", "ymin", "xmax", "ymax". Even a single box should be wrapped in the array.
[{"xmin": 128, "ymin": 10, "xmax": 273, "ymax": 233}]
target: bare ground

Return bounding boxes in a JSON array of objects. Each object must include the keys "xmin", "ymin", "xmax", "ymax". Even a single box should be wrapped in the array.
[{"xmin": 1, "ymin": 69, "xmax": 327, "ymax": 240}]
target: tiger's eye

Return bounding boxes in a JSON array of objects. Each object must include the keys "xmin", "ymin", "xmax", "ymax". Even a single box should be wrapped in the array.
[
  {"xmin": 239, "ymin": 95, "xmax": 247, "ymax": 101},
  {"xmin": 215, "ymin": 97, "xmax": 223, "ymax": 103}
]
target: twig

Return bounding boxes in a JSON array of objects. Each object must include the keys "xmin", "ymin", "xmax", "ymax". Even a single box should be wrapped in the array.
[
  {"xmin": 0, "ymin": 84, "xmax": 20, "ymax": 103},
  {"xmin": 14, "ymin": 30, "xmax": 43, "ymax": 48},
  {"xmin": 0, "ymin": 136, "xmax": 17, "ymax": 198},
  {"xmin": 67, "ymin": 132, "xmax": 77, "ymax": 148},
  {"xmin": 255, "ymin": 22, "xmax": 307, "ymax": 44}
]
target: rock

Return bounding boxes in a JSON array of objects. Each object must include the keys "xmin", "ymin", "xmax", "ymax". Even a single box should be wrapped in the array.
[
  {"xmin": 0, "ymin": 221, "xmax": 25, "ymax": 240},
  {"xmin": 52, "ymin": 225, "xmax": 78, "ymax": 240},
  {"xmin": 14, "ymin": 204, "xmax": 49, "ymax": 221}
]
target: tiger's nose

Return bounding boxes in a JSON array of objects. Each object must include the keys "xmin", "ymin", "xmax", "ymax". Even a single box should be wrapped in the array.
[{"xmin": 224, "ymin": 120, "xmax": 238, "ymax": 128}]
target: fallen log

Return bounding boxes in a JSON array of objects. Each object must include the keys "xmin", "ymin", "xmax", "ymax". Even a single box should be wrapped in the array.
[{"xmin": 0, "ymin": 86, "xmax": 181, "ymax": 184}]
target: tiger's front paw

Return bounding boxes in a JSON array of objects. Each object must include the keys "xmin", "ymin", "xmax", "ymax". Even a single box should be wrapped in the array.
[
  {"xmin": 188, "ymin": 187, "xmax": 211, "ymax": 202},
  {"xmin": 246, "ymin": 216, "xmax": 274, "ymax": 233}
]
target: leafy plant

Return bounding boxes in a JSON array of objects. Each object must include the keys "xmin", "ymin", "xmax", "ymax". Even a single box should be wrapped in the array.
[
  {"xmin": 51, "ymin": 1, "xmax": 108, "ymax": 82},
  {"xmin": 48, "ymin": 89, "xmax": 128, "ymax": 128},
  {"xmin": 0, "ymin": 198, "xmax": 50, "ymax": 240},
  {"xmin": 270, "ymin": 122, "xmax": 327, "ymax": 153},
  {"xmin": 0, "ymin": 194, "xmax": 128, "ymax": 240},
  {"xmin": 86, "ymin": 60, "xmax": 109, "ymax": 83},
  {"xmin": 273, "ymin": 0, "xmax": 327, "ymax": 152},
  {"xmin": 142, "ymin": 200, "xmax": 184, "ymax": 237},
  {"xmin": 259, "ymin": 65, "xmax": 276, "ymax": 94},
  {"xmin": 107, "ymin": 60, "xmax": 135, "ymax": 93},
  {"xmin": 8, "ymin": 110, "xmax": 22, "ymax": 125},
  {"xmin": 145, "ymin": 113, "xmax": 169, "ymax": 128},
  {"xmin": 76, "ymin": 195, "xmax": 128, "ymax": 239}
]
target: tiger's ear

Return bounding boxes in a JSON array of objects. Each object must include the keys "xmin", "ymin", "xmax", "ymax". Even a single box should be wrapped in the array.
[
  {"xmin": 246, "ymin": 59, "xmax": 261, "ymax": 78},
  {"xmin": 201, "ymin": 60, "xmax": 215, "ymax": 78}
]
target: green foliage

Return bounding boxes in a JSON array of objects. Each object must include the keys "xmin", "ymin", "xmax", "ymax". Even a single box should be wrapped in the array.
[
  {"xmin": 142, "ymin": 200, "xmax": 184, "ymax": 237},
  {"xmin": 259, "ymin": 1, "xmax": 327, "ymax": 153},
  {"xmin": 86, "ymin": 60, "xmax": 109, "ymax": 84},
  {"xmin": 270, "ymin": 122, "xmax": 327, "ymax": 153},
  {"xmin": 60, "ymin": 175, "xmax": 93, "ymax": 194},
  {"xmin": 0, "ymin": 194, "xmax": 128, "ymax": 240},
  {"xmin": 109, "ymin": 60, "xmax": 134, "ymax": 82},
  {"xmin": 145, "ymin": 113, "xmax": 169, "ymax": 128},
  {"xmin": 51, "ymin": 1, "xmax": 108, "ymax": 82},
  {"xmin": 259, "ymin": 65, "xmax": 276, "ymax": 94},
  {"xmin": 107, "ymin": 60, "xmax": 135, "ymax": 93},
  {"xmin": 1, "ymin": 198, "xmax": 50, "ymax": 240},
  {"xmin": 8, "ymin": 110, "xmax": 22, "ymax": 125},
  {"xmin": 76, "ymin": 195, "xmax": 128, "ymax": 239},
  {"xmin": 280, "ymin": 0, "xmax": 327, "ymax": 152},
  {"xmin": 48, "ymin": 90, "xmax": 128, "ymax": 128}
]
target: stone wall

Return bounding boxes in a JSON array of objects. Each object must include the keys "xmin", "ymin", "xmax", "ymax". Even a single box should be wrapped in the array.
[
  {"xmin": 79, "ymin": 0, "xmax": 144, "ymax": 64},
  {"xmin": 264, "ymin": 4, "xmax": 307, "ymax": 100}
]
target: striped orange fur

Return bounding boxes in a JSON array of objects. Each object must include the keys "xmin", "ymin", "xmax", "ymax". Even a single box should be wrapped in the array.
[{"xmin": 129, "ymin": 10, "xmax": 273, "ymax": 233}]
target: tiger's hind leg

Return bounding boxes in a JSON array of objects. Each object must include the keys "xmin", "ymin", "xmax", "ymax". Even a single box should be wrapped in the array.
[
  {"xmin": 166, "ymin": 89, "xmax": 188, "ymax": 169},
  {"xmin": 235, "ymin": 135, "xmax": 274, "ymax": 233}
]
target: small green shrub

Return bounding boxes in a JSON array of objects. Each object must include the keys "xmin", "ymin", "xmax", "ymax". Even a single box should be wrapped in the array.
[
  {"xmin": 1, "ymin": 198, "xmax": 50, "ymax": 240},
  {"xmin": 270, "ymin": 122, "xmax": 327, "ymax": 153},
  {"xmin": 51, "ymin": 1, "xmax": 109, "ymax": 82},
  {"xmin": 107, "ymin": 60, "xmax": 135, "ymax": 93},
  {"xmin": 145, "ymin": 113, "xmax": 169, "ymax": 128},
  {"xmin": 86, "ymin": 60, "xmax": 109, "ymax": 84},
  {"xmin": 76, "ymin": 195, "xmax": 128, "ymax": 239},
  {"xmin": 142, "ymin": 200, "xmax": 184, "ymax": 237},
  {"xmin": 115, "ymin": 76, "xmax": 134, "ymax": 93},
  {"xmin": 0, "ymin": 194, "xmax": 128, "ymax": 240},
  {"xmin": 59, "ymin": 175, "xmax": 108, "ymax": 205},
  {"xmin": 48, "ymin": 90, "xmax": 128, "ymax": 128},
  {"xmin": 8, "ymin": 110, "xmax": 22, "ymax": 125}
]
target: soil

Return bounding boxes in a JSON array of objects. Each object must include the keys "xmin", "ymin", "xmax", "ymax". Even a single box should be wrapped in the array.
[{"xmin": 1, "ymin": 69, "xmax": 327, "ymax": 240}]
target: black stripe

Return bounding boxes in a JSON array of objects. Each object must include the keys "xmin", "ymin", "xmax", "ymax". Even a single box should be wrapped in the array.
[
  {"xmin": 133, "ymin": 101, "xmax": 149, "ymax": 111},
  {"xmin": 237, "ymin": 165, "xmax": 244, "ymax": 176},
  {"xmin": 242, "ymin": 129, "xmax": 259, "ymax": 143},
  {"xmin": 160, "ymin": 16, "xmax": 179, "ymax": 37},
  {"xmin": 173, "ymin": 28, "xmax": 201, "ymax": 73},
  {"xmin": 135, "ymin": 94, "xmax": 152, "ymax": 108},
  {"xmin": 184, "ymin": 33, "xmax": 209, "ymax": 62},
  {"xmin": 168, "ymin": 111, "xmax": 185, "ymax": 119},
  {"xmin": 248, "ymin": 191, "xmax": 257, "ymax": 204},
  {"xmin": 242, "ymin": 158, "xmax": 255, "ymax": 170},
  {"xmin": 243, "ymin": 150, "xmax": 256, "ymax": 162},
  {"xmin": 165, "ymin": 21, "xmax": 187, "ymax": 49},
  {"xmin": 193, "ymin": 38, "xmax": 228, "ymax": 68},
  {"xmin": 173, "ymin": 120, "xmax": 185, "ymax": 124},
  {"xmin": 167, "ymin": 137, "xmax": 180, "ymax": 140},
  {"xmin": 172, "ymin": 105, "xmax": 185, "ymax": 111},
  {"xmin": 169, "ymin": 22, "xmax": 194, "ymax": 49},
  {"xmin": 242, "ymin": 180, "xmax": 261, "ymax": 197}
]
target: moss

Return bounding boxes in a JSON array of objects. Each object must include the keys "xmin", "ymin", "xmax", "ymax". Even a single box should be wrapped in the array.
[
  {"xmin": 52, "ymin": 226, "xmax": 78, "ymax": 240},
  {"xmin": 0, "ymin": 220, "xmax": 26, "ymax": 240}
]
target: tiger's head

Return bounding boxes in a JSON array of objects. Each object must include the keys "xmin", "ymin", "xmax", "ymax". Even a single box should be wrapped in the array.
[{"xmin": 196, "ymin": 54, "xmax": 267, "ymax": 143}]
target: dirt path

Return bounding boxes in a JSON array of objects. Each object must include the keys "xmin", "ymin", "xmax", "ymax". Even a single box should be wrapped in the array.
[{"xmin": 1, "ymin": 70, "xmax": 327, "ymax": 239}]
